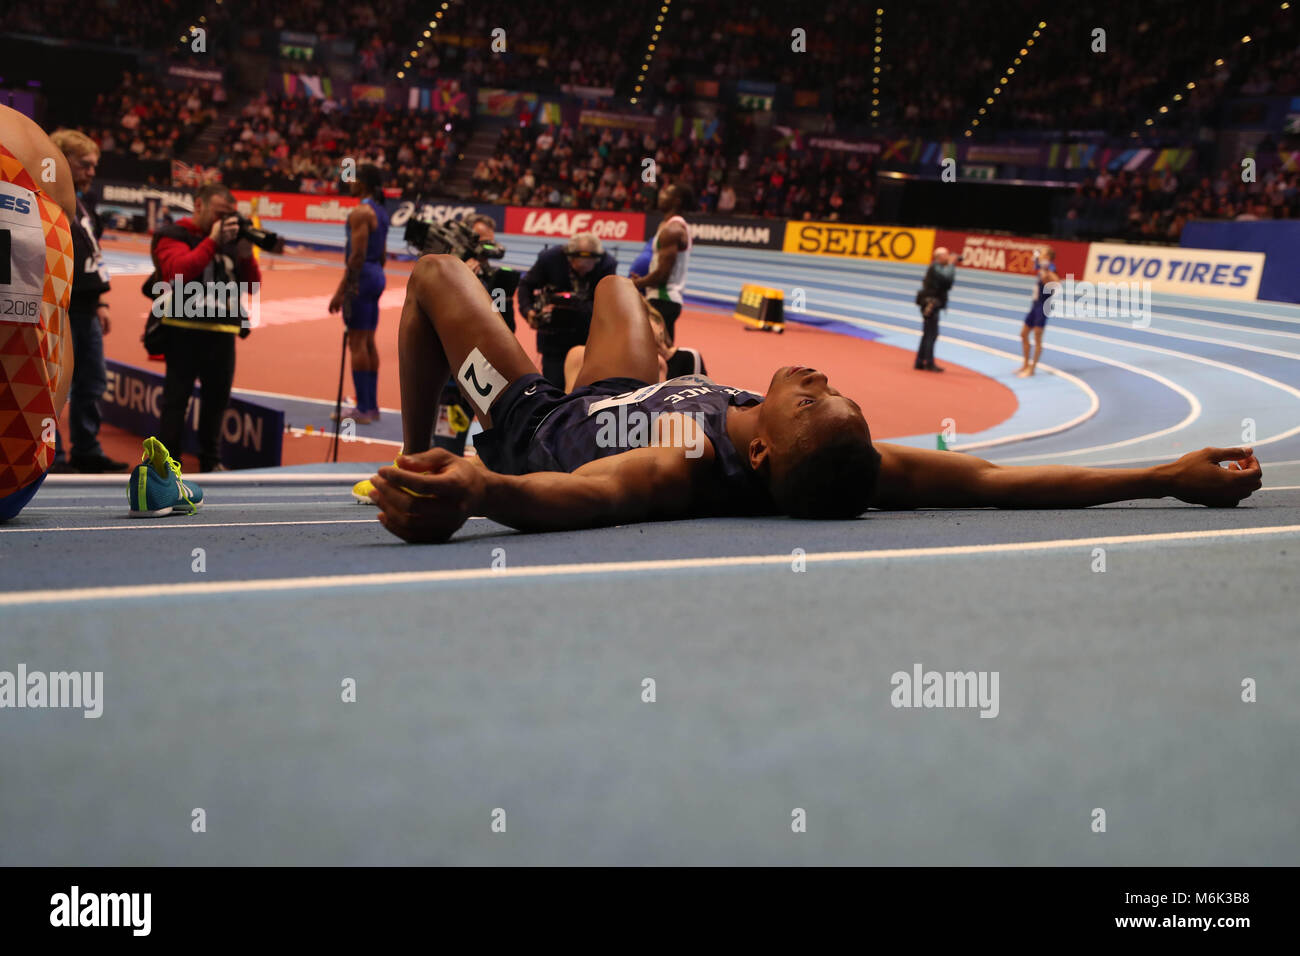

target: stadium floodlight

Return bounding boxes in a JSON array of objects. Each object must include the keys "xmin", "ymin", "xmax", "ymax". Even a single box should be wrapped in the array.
[{"xmin": 966, "ymin": 19, "xmax": 1043, "ymax": 132}]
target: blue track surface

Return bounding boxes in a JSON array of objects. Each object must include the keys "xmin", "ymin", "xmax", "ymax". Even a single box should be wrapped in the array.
[{"xmin": 4, "ymin": 228, "xmax": 1299, "ymax": 865}]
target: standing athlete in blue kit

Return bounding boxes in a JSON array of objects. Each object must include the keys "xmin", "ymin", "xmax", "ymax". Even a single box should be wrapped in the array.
[
  {"xmin": 1017, "ymin": 246, "xmax": 1057, "ymax": 378},
  {"xmin": 330, "ymin": 164, "xmax": 390, "ymax": 423},
  {"xmin": 365, "ymin": 255, "xmax": 1262, "ymax": 544}
]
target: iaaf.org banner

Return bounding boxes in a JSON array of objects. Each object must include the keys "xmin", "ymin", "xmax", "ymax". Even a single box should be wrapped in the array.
[
  {"xmin": 101, "ymin": 360, "xmax": 284, "ymax": 469},
  {"xmin": 783, "ymin": 221, "xmax": 935, "ymax": 264},
  {"xmin": 936, "ymin": 230, "xmax": 1089, "ymax": 278},
  {"xmin": 1084, "ymin": 242, "xmax": 1265, "ymax": 301},
  {"xmin": 504, "ymin": 207, "xmax": 646, "ymax": 242}
]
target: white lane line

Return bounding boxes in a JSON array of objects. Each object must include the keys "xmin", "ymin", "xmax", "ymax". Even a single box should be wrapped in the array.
[
  {"xmin": 5, "ymin": 523, "xmax": 1300, "ymax": 607},
  {"xmin": 799, "ymin": 296, "xmax": 1198, "ymax": 455},
  {"xmin": 690, "ymin": 291, "xmax": 1104, "ymax": 451},
  {"xmin": 22, "ymin": 504, "xmax": 345, "ymax": 512},
  {"xmin": 285, "ymin": 427, "xmax": 403, "ymax": 447},
  {"xmin": 232, "ymin": 384, "xmax": 402, "ymax": 415},
  {"xmin": 43, "ymin": 473, "xmax": 377, "ymax": 486},
  {"xmin": 698, "ymin": 268, "xmax": 1300, "ymax": 457},
  {"xmin": 977, "ymin": 320, "xmax": 1300, "ymax": 461},
  {"xmin": 0, "ymin": 518, "xmax": 376, "ymax": 534}
]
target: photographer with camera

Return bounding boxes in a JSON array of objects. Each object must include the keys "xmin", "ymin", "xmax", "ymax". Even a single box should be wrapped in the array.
[
  {"xmin": 149, "ymin": 183, "xmax": 263, "ymax": 472},
  {"xmin": 517, "ymin": 233, "xmax": 618, "ymax": 387},
  {"xmin": 914, "ymin": 246, "xmax": 959, "ymax": 373}
]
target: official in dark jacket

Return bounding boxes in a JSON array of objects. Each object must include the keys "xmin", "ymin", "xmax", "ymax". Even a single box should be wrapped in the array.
[
  {"xmin": 915, "ymin": 247, "xmax": 958, "ymax": 372},
  {"xmin": 49, "ymin": 129, "xmax": 125, "ymax": 472},
  {"xmin": 150, "ymin": 184, "xmax": 261, "ymax": 471},
  {"xmin": 516, "ymin": 233, "xmax": 618, "ymax": 387}
]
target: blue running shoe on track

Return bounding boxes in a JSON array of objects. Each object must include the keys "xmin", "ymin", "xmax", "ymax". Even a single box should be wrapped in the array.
[{"xmin": 127, "ymin": 437, "xmax": 204, "ymax": 517}]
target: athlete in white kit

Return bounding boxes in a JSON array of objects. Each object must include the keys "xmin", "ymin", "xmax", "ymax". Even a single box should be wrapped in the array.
[{"xmin": 631, "ymin": 183, "xmax": 692, "ymax": 345}]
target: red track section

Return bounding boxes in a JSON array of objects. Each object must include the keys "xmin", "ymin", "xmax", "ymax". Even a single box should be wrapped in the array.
[{"xmin": 85, "ymin": 238, "xmax": 1017, "ymax": 469}]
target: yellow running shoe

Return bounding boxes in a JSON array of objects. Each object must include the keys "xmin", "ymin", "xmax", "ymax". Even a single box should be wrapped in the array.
[
  {"xmin": 353, "ymin": 456, "xmax": 401, "ymax": 504},
  {"xmin": 128, "ymin": 437, "xmax": 204, "ymax": 516},
  {"xmin": 352, "ymin": 476, "xmax": 376, "ymax": 505}
]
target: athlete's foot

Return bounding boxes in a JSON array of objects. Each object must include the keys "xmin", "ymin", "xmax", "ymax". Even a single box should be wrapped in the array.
[
  {"xmin": 1015, "ymin": 367, "xmax": 1031, "ymax": 377},
  {"xmin": 926, "ymin": 363, "xmax": 946, "ymax": 372},
  {"xmin": 331, "ymin": 407, "xmax": 374, "ymax": 424}
]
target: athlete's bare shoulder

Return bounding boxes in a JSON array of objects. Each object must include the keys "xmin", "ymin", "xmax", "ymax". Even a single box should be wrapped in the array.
[
  {"xmin": 661, "ymin": 217, "xmax": 689, "ymax": 248},
  {"xmin": 0, "ymin": 105, "xmax": 75, "ymax": 220},
  {"xmin": 348, "ymin": 202, "xmax": 377, "ymax": 228}
]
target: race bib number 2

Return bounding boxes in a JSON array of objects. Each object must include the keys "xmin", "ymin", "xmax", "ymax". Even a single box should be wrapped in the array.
[
  {"xmin": 0, "ymin": 180, "xmax": 46, "ymax": 324},
  {"xmin": 458, "ymin": 347, "xmax": 508, "ymax": 417}
]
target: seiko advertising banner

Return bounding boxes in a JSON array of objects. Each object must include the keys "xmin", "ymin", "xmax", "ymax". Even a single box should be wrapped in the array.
[{"xmin": 783, "ymin": 222, "xmax": 935, "ymax": 264}]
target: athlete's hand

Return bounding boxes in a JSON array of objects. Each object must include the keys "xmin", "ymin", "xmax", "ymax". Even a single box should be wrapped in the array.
[
  {"xmin": 96, "ymin": 304, "xmax": 111, "ymax": 334},
  {"xmin": 370, "ymin": 449, "xmax": 487, "ymax": 543},
  {"xmin": 328, "ymin": 291, "xmax": 345, "ymax": 314},
  {"xmin": 1161, "ymin": 447, "xmax": 1262, "ymax": 508}
]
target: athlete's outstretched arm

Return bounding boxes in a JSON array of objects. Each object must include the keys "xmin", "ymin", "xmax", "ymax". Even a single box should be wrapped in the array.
[
  {"xmin": 871, "ymin": 443, "xmax": 1262, "ymax": 510},
  {"xmin": 369, "ymin": 446, "xmax": 703, "ymax": 542}
]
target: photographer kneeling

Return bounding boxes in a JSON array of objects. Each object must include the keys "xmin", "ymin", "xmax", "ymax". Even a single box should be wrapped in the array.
[
  {"xmin": 517, "ymin": 233, "xmax": 618, "ymax": 388},
  {"xmin": 146, "ymin": 184, "xmax": 265, "ymax": 472}
]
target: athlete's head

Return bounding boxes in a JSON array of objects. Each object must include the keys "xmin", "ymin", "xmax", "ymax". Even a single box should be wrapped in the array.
[
  {"xmin": 933, "ymin": 246, "xmax": 952, "ymax": 266},
  {"xmin": 565, "ymin": 232, "xmax": 604, "ymax": 275},
  {"xmin": 352, "ymin": 162, "xmax": 384, "ymax": 199},
  {"xmin": 749, "ymin": 366, "xmax": 880, "ymax": 518},
  {"xmin": 193, "ymin": 184, "xmax": 236, "ymax": 233},
  {"xmin": 1040, "ymin": 246, "xmax": 1056, "ymax": 262},
  {"xmin": 658, "ymin": 183, "xmax": 694, "ymax": 214},
  {"xmin": 49, "ymin": 129, "xmax": 99, "ymax": 194}
]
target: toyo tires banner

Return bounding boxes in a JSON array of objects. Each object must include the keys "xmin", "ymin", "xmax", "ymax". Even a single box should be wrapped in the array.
[{"xmin": 1084, "ymin": 242, "xmax": 1265, "ymax": 301}]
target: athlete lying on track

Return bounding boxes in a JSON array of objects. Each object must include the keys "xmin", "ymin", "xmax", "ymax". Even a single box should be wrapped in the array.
[{"xmin": 369, "ymin": 255, "xmax": 1263, "ymax": 544}]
